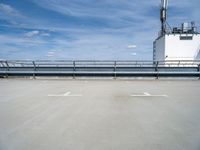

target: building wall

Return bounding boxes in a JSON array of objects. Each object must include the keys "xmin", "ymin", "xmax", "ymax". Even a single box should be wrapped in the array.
[
  {"xmin": 153, "ymin": 36, "xmax": 165, "ymax": 61},
  {"xmin": 153, "ymin": 34, "xmax": 200, "ymax": 61},
  {"xmin": 165, "ymin": 34, "xmax": 200, "ymax": 60}
]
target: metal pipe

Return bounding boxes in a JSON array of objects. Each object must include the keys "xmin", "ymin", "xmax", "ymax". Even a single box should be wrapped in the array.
[
  {"xmin": 162, "ymin": 0, "xmax": 168, "ymax": 9},
  {"xmin": 73, "ymin": 61, "xmax": 76, "ymax": 79},
  {"xmin": 160, "ymin": 0, "xmax": 168, "ymax": 35}
]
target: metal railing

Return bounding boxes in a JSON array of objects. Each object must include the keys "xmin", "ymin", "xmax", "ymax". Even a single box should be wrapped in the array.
[{"xmin": 0, "ymin": 60, "xmax": 200, "ymax": 78}]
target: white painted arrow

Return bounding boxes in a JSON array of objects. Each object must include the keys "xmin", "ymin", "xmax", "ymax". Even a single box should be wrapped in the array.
[
  {"xmin": 63, "ymin": 92, "xmax": 71, "ymax": 96},
  {"xmin": 130, "ymin": 92, "xmax": 167, "ymax": 97},
  {"xmin": 48, "ymin": 91, "xmax": 82, "ymax": 97}
]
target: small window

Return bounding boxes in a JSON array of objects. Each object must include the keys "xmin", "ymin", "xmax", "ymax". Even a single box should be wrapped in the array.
[{"xmin": 180, "ymin": 36, "xmax": 193, "ymax": 40}]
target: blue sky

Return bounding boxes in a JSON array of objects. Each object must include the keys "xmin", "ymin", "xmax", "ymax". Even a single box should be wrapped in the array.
[{"xmin": 0, "ymin": 0, "xmax": 199, "ymax": 60}]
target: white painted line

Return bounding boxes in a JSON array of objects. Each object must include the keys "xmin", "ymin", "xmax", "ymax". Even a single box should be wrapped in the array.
[
  {"xmin": 48, "ymin": 91, "xmax": 82, "ymax": 97},
  {"xmin": 144, "ymin": 92, "xmax": 151, "ymax": 96},
  {"xmin": 63, "ymin": 92, "xmax": 71, "ymax": 96},
  {"xmin": 130, "ymin": 92, "xmax": 168, "ymax": 97},
  {"xmin": 67, "ymin": 94, "xmax": 82, "ymax": 97}
]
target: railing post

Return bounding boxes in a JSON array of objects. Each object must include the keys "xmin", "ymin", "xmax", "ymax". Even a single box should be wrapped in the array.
[
  {"xmin": 114, "ymin": 61, "xmax": 117, "ymax": 79},
  {"xmin": 0, "ymin": 61, "xmax": 4, "ymax": 67},
  {"xmin": 198, "ymin": 64, "xmax": 200, "ymax": 80},
  {"xmin": 155, "ymin": 61, "xmax": 159, "ymax": 79},
  {"xmin": 32, "ymin": 61, "xmax": 36, "ymax": 79},
  {"xmin": 5, "ymin": 61, "xmax": 9, "ymax": 78},
  {"xmin": 73, "ymin": 61, "xmax": 76, "ymax": 79}
]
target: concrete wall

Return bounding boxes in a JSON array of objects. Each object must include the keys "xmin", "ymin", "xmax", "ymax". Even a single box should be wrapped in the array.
[
  {"xmin": 153, "ymin": 36, "xmax": 165, "ymax": 61},
  {"xmin": 153, "ymin": 34, "xmax": 200, "ymax": 61},
  {"xmin": 165, "ymin": 34, "xmax": 200, "ymax": 60}
]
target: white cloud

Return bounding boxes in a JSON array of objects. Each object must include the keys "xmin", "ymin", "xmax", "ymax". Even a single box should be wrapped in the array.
[
  {"xmin": 46, "ymin": 54, "xmax": 54, "ymax": 57},
  {"xmin": 31, "ymin": 0, "xmax": 157, "ymax": 20},
  {"xmin": 46, "ymin": 51, "xmax": 55, "ymax": 57},
  {"xmin": 1, "ymin": 0, "xmax": 200, "ymax": 60},
  {"xmin": 24, "ymin": 31, "xmax": 51, "ymax": 38},
  {"xmin": 41, "ymin": 33, "xmax": 50, "ymax": 37},
  {"xmin": 0, "ymin": 3, "xmax": 22, "ymax": 17},
  {"xmin": 0, "ymin": 34, "xmax": 48, "ymax": 46},
  {"xmin": 131, "ymin": 52, "xmax": 137, "ymax": 56},
  {"xmin": 24, "ymin": 30, "xmax": 40, "ymax": 37},
  {"xmin": 127, "ymin": 45, "xmax": 137, "ymax": 49},
  {"xmin": 48, "ymin": 51, "xmax": 55, "ymax": 55}
]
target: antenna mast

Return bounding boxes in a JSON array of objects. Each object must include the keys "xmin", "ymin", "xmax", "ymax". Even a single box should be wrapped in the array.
[{"xmin": 160, "ymin": 0, "xmax": 168, "ymax": 36}]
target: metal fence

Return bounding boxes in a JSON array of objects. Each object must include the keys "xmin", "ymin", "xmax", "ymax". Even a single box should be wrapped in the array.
[{"xmin": 0, "ymin": 60, "xmax": 200, "ymax": 78}]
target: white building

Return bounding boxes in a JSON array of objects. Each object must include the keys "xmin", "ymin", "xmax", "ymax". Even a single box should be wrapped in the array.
[
  {"xmin": 153, "ymin": 32, "xmax": 200, "ymax": 61},
  {"xmin": 153, "ymin": 0, "xmax": 200, "ymax": 62}
]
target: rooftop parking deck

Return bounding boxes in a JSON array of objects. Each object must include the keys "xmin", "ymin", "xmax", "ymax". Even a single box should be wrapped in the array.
[{"xmin": 0, "ymin": 79, "xmax": 200, "ymax": 150}]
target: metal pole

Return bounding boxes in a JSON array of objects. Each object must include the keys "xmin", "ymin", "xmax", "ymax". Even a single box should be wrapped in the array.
[
  {"xmin": 73, "ymin": 61, "xmax": 76, "ymax": 79},
  {"xmin": 155, "ymin": 61, "xmax": 159, "ymax": 79},
  {"xmin": 5, "ymin": 61, "xmax": 9, "ymax": 78},
  {"xmin": 198, "ymin": 64, "xmax": 200, "ymax": 79},
  {"xmin": 32, "ymin": 61, "xmax": 36, "ymax": 79},
  {"xmin": 114, "ymin": 61, "xmax": 117, "ymax": 79}
]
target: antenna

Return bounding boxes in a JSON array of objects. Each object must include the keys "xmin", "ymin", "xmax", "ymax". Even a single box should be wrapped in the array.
[
  {"xmin": 162, "ymin": 0, "xmax": 168, "ymax": 9},
  {"xmin": 160, "ymin": 0, "xmax": 168, "ymax": 36}
]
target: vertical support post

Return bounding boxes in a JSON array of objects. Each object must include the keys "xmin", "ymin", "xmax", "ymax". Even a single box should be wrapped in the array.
[
  {"xmin": 73, "ymin": 61, "xmax": 76, "ymax": 79},
  {"xmin": 155, "ymin": 61, "xmax": 159, "ymax": 79},
  {"xmin": 0, "ymin": 61, "xmax": 5, "ymax": 67},
  {"xmin": 5, "ymin": 61, "xmax": 9, "ymax": 78},
  {"xmin": 198, "ymin": 64, "xmax": 200, "ymax": 80},
  {"xmin": 32, "ymin": 61, "xmax": 36, "ymax": 79},
  {"xmin": 114, "ymin": 61, "xmax": 117, "ymax": 79}
]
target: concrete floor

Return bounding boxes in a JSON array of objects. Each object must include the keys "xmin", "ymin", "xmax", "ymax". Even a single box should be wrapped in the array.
[{"xmin": 0, "ymin": 79, "xmax": 200, "ymax": 150}]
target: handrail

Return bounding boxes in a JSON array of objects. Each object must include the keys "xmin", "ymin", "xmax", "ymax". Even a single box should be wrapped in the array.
[
  {"xmin": 0, "ymin": 60, "xmax": 200, "ymax": 68},
  {"xmin": 1, "ymin": 60, "xmax": 200, "ymax": 78}
]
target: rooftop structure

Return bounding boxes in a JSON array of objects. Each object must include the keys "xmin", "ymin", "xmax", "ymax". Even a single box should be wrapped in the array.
[{"xmin": 153, "ymin": 0, "xmax": 200, "ymax": 61}]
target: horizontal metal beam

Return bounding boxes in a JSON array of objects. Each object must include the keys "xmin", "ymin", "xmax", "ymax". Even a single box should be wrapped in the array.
[{"xmin": 0, "ymin": 60, "xmax": 200, "ymax": 78}]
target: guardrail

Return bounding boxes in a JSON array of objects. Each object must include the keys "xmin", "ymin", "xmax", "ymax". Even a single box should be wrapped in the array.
[{"xmin": 0, "ymin": 60, "xmax": 200, "ymax": 78}]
